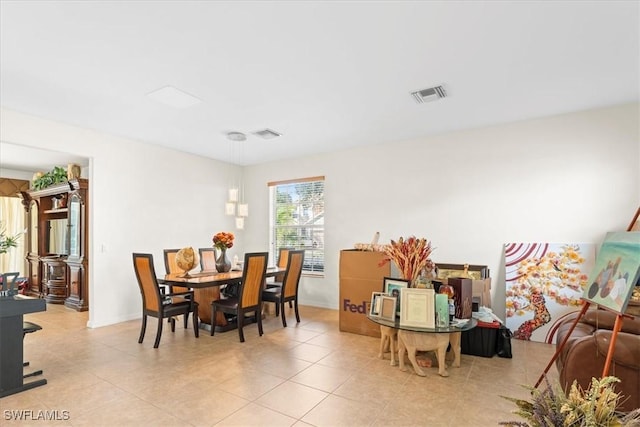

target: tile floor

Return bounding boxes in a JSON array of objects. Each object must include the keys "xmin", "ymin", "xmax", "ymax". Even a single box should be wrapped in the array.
[{"xmin": 2, "ymin": 303, "xmax": 558, "ymax": 426}]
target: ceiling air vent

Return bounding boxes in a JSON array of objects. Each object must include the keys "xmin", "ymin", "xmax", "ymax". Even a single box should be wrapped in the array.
[
  {"xmin": 410, "ymin": 85, "xmax": 447, "ymax": 104},
  {"xmin": 252, "ymin": 129, "xmax": 282, "ymax": 140}
]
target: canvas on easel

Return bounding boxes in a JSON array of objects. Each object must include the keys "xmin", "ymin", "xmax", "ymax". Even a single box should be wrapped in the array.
[{"xmin": 582, "ymin": 231, "xmax": 640, "ymax": 314}]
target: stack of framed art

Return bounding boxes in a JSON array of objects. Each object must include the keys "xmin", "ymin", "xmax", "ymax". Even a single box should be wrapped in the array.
[{"xmin": 371, "ymin": 277, "xmax": 449, "ymax": 328}]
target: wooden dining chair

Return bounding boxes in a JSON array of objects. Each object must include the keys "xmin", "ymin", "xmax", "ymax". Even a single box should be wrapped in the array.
[
  {"xmin": 262, "ymin": 250, "xmax": 305, "ymax": 327},
  {"xmin": 198, "ymin": 247, "xmax": 217, "ymax": 271},
  {"xmin": 163, "ymin": 248, "xmax": 192, "ymax": 327},
  {"xmin": 210, "ymin": 252, "xmax": 268, "ymax": 342},
  {"xmin": 265, "ymin": 247, "xmax": 295, "ymax": 314},
  {"xmin": 133, "ymin": 253, "xmax": 199, "ymax": 348},
  {"xmin": 197, "ymin": 247, "xmax": 226, "ymax": 328},
  {"xmin": 267, "ymin": 247, "xmax": 293, "ymax": 288}
]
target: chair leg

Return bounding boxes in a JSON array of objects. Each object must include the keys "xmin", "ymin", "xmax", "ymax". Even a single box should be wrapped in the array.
[
  {"xmin": 289, "ymin": 301, "xmax": 293, "ymax": 308},
  {"xmin": 237, "ymin": 311, "xmax": 245, "ymax": 343},
  {"xmin": 154, "ymin": 317, "xmax": 164, "ymax": 348},
  {"xmin": 275, "ymin": 301, "xmax": 280, "ymax": 317},
  {"xmin": 170, "ymin": 317, "xmax": 176, "ymax": 333},
  {"xmin": 138, "ymin": 314, "xmax": 147, "ymax": 344},
  {"xmin": 280, "ymin": 301, "xmax": 287, "ymax": 327},
  {"xmin": 193, "ymin": 309, "xmax": 199, "ymax": 338},
  {"xmin": 183, "ymin": 313, "xmax": 188, "ymax": 329},
  {"xmin": 24, "ymin": 369, "xmax": 43, "ymax": 379},
  {"xmin": 294, "ymin": 299, "xmax": 300, "ymax": 323},
  {"xmin": 258, "ymin": 307, "xmax": 264, "ymax": 337},
  {"xmin": 210, "ymin": 304, "xmax": 217, "ymax": 336}
]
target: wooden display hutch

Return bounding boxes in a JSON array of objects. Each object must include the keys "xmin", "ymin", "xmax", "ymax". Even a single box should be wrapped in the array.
[{"xmin": 20, "ymin": 179, "xmax": 89, "ymax": 311}]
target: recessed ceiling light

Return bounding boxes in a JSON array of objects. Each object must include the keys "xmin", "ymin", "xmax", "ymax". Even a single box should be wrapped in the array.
[
  {"xmin": 146, "ymin": 85, "xmax": 202, "ymax": 108},
  {"xmin": 410, "ymin": 85, "xmax": 447, "ymax": 104},
  {"xmin": 226, "ymin": 132, "xmax": 247, "ymax": 141},
  {"xmin": 252, "ymin": 129, "xmax": 282, "ymax": 139}
]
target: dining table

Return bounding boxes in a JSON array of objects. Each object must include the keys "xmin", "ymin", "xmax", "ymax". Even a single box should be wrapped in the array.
[{"xmin": 163, "ymin": 267, "xmax": 286, "ymax": 332}]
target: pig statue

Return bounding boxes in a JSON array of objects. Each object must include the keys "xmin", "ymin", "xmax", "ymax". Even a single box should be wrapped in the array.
[{"xmin": 397, "ymin": 330, "xmax": 461, "ymax": 377}]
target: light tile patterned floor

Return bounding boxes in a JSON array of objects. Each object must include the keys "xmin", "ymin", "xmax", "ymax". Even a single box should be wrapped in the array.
[{"xmin": 2, "ymin": 303, "xmax": 559, "ymax": 426}]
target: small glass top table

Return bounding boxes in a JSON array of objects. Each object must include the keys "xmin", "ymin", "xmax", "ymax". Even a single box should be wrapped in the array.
[{"xmin": 367, "ymin": 314, "xmax": 477, "ymax": 377}]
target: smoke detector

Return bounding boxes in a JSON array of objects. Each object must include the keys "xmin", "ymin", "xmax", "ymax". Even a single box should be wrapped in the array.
[
  {"xmin": 226, "ymin": 132, "xmax": 247, "ymax": 142},
  {"xmin": 410, "ymin": 85, "xmax": 447, "ymax": 103},
  {"xmin": 252, "ymin": 129, "xmax": 282, "ymax": 139}
]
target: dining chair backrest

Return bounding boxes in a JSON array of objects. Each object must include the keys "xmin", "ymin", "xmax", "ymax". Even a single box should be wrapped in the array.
[
  {"xmin": 199, "ymin": 248, "xmax": 216, "ymax": 271},
  {"xmin": 277, "ymin": 247, "xmax": 293, "ymax": 269},
  {"xmin": 1, "ymin": 272, "xmax": 19, "ymax": 293},
  {"xmin": 273, "ymin": 247, "xmax": 293, "ymax": 282},
  {"xmin": 282, "ymin": 250, "xmax": 305, "ymax": 299},
  {"xmin": 133, "ymin": 253, "xmax": 162, "ymax": 312},
  {"xmin": 163, "ymin": 249, "xmax": 181, "ymax": 274},
  {"xmin": 239, "ymin": 252, "xmax": 268, "ymax": 309}
]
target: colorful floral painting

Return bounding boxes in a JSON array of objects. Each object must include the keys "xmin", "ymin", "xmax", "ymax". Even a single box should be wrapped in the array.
[{"xmin": 504, "ymin": 243, "xmax": 595, "ymax": 343}]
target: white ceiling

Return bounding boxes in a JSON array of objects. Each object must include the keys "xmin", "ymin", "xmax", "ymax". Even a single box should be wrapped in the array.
[{"xmin": 0, "ymin": 1, "xmax": 638, "ymax": 171}]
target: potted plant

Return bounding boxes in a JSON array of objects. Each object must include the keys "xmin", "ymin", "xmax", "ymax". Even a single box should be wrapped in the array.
[
  {"xmin": 500, "ymin": 376, "xmax": 640, "ymax": 426},
  {"xmin": 32, "ymin": 166, "xmax": 68, "ymax": 190},
  {"xmin": 0, "ymin": 223, "xmax": 20, "ymax": 255}
]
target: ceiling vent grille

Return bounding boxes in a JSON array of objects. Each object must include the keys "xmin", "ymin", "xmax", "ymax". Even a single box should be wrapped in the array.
[
  {"xmin": 252, "ymin": 129, "xmax": 282, "ymax": 139},
  {"xmin": 410, "ymin": 85, "xmax": 447, "ymax": 104}
]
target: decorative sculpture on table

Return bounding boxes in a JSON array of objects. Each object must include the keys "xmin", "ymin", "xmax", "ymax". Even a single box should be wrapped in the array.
[{"xmin": 175, "ymin": 247, "xmax": 198, "ymax": 278}]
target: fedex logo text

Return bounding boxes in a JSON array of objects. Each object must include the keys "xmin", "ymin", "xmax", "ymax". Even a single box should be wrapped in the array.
[{"xmin": 342, "ymin": 299, "xmax": 369, "ymax": 314}]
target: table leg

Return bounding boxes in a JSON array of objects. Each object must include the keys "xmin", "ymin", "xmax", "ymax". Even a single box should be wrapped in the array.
[{"xmin": 448, "ymin": 331, "xmax": 461, "ymax": 368}]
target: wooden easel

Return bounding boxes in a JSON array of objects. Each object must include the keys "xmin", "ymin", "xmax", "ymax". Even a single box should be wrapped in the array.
[
  {"xmin": 535, "ymin": 300, "xmax": 632, "ymax": 388},
  {"xmin": 535, "ymin": 208, "xmax": 640, "ymax": 388}
]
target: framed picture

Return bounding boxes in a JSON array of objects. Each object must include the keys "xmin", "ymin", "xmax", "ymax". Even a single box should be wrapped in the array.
[
  {"xmin": 370, "ymin": 292, "xmax": 384, "ymax": 316},
  {"xmin": 436, "ymin": 263, "xmax": 489, "ymax": 280},
  {"xmin": 399, "ymin": 288, "xmax": 435, "ymax": 328},
  {"xmin": 583, "ymin": 231, "xmax": 640, "ymax": 314},
  {"xmin": 370, "ymin": 292, "xmax": 397, "ymax": 321},
  {"xmin": 383, "ymin": 277, "xmax": 410, "ymax": 317}
]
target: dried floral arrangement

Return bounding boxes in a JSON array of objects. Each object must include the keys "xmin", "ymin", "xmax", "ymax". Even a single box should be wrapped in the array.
[
  {"xmin": 500, "ymin": 376, "xmax": 640, "ymax": 427},
  {"xmin": 379, "ymin": 236, "xmax": 434, "ymax": 284}
]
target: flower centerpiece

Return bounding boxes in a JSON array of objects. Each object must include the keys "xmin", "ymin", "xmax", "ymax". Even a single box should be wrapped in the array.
[
  {"xmin": 212, "ymin": 231, "xmax": 234, "ymax": 273},
  {"xmin": 380, "ymin": 236, "xmax": 434, "ymax": 285}
]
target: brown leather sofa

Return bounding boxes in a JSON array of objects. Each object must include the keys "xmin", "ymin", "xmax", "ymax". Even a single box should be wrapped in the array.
[{"xmin": 555, "ymin": 308, "xmax": 640, "ymax": 412}]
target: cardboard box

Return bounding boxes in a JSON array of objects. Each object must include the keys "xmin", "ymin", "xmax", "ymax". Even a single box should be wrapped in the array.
[
  {"xmin": 448, "ymin": 277, "xmax": 473, "ymax": 319},
  {"xmin": 339, "ymin": 250, "xmax": 390, "ymax": 337},
  {"xmin": 472, "ymin": 278, "xmax": 492, "ymax": 308}
]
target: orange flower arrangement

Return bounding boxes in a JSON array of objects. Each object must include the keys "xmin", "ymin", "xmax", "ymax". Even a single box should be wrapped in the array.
[
  {"xmin": 380, "ymin": 236, "xmax": 434, "ymax": 285},
  {"xmin": 213, "ymin": 231, "xmax": 234, "ymax": 250}
]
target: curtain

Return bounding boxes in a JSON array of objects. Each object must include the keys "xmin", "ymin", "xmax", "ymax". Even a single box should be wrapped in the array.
[{"xmin": 0, "ymin": 196, "xmax": 26, "ymax": 274}]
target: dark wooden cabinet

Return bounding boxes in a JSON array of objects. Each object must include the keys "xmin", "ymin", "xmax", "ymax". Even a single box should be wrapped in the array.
[{"xmin": 20, "ymin": 179, "xmax": 89, "ymax": 311}]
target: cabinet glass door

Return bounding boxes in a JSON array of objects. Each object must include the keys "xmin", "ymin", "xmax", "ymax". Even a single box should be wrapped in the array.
[
  {"xmin": 68, "ymin": 194, "xmax": 81, "ymax": 258},
  {"xmin": 29, "ymin": 200, "xmax": 38, "ymax": 253}
]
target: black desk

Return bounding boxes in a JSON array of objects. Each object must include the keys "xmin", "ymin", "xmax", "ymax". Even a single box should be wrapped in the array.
[{"xmin": 0, "ymin": 295, "xmax": 47, "ymax": 397}]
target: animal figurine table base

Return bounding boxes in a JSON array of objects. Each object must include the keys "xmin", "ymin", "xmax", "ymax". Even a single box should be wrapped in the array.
[
  {"xmin": 378, "ymin": 326, "xmax": 398, "ymax": 366},
  {"xmin": 397, "ymin": 329, "xmax": 461, "ymax": 377}
]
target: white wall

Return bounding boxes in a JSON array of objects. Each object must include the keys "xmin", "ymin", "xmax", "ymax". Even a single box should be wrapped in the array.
[
  {"xmin": 244, "ymin": 103, "xmax": 640, "ymax": 321},
  {"xmin": 1, "ymin": 108, "xmax": 243, "ymax": 327},
  {"xmin": 1, "ymin": 103, "xmax": 638, "ymax": 326}
]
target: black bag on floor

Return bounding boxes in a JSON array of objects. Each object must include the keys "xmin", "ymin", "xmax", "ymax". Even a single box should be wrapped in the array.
[{"xmin": 496, "ymin": 325, "xmax": 513, "ymax": 358}]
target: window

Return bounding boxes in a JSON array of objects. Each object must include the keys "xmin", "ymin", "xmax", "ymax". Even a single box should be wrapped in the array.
[{"xmin": 269, "ymin": 176, "xmax": 324, "ymax": 275}]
